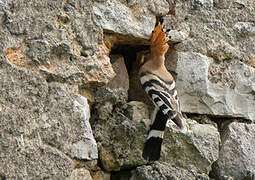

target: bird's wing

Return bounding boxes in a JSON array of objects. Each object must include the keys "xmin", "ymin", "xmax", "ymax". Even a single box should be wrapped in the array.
[{"xmin": 140, "ymin": 71, "xmax": 183, "ymax": 128}]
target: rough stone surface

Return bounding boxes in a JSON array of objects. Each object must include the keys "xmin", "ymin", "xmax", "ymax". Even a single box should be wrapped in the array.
[
  {"xmin": 207, "ymin": 39, "xmax": 242, "ymax": 61},
  {"xmin": 71, "ymin": 140, "xmax": 97, "ymax": 160},
  {"xmin": 71, "ymin": 96, "xmax": 98, "ymax": 160},
  {"xmin": 41, "ymin": 83, "xmax": 98, "ymax": 160},
  {"xmin": 234, "ymin": 22, "xmax": 255, "ymax": 37},
  {"xmin": 70, "ymin": 168, "xmax": 93, "ymax": 180},
  {"xmin": 107, "ymin": 55, "xmax": 129, "ymax": 93},
  {"xmin": 125, "ymin": 101, "xmax": 150, "ymax": 126},
  {"xmin": 212, "ymin": 122, "xmax": 255, "ymax": 179},
  {"xmin": 131, "ymin": 162, "xmax": 209, "ymax": 180},
  {"xmin": 1, "ymin": 0, "xmax": 255, "ymax": 179},
  {"xmin": 92, "ymin": 171, "xmax": 111, "ymax": 180},
  {"xmin": 162, "ymin": 119, "xmax": 220, "ymax": 174},
  {"xmin": 93, "ymin": 0, "xmax": 167, "ymax": 40},
  {"xmin": 0, "ymin": 66, "xmax": 97, "ymax": 178},
  {"xmin": 189, "ymin": 0, "xmax": 213, "ymax": 9},
  {"xmin": 100, "ymin": 146, "xmax": 120, "ymax": 172},
  {"xmin": 176, "ymin": 51, "xmax": 255, "ymax": 122},
  {"xmin": 168, "ymin": 29, "xmax": 189, "ymax": 43},
  {"xmin": 0, "ymin": 0, "xmax": 114, "ymax": 178},
  {"xmin": 0, "ymin": 137, "xmax": 73, "ymax": 179},
  {"xmin": 92, "ymin": 88, "xmax": 148, "ymax": 171},
  {"xmin": 2, "ymin": 0, "xmax": 115, "ymax": 85}
]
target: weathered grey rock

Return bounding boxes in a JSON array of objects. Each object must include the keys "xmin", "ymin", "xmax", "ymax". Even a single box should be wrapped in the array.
[
  {"xmin": 107, "ymin": 55, "xmax": 129, "ymax": 93},
  {"xmin": 92, "ymin": 0, "xmax": 156, "ymax": 40},
  {"xmin": 3, "ymin": 0, "xmax": 115, "ymax": 85},
  {"xmin": 0, "ymin": 135, "xmax": 73, "ymax": 179},
  {"xmin": 176, "ymin": 51, "xmax": 255, "ymax": 122},
  {"xmin": 71, "ymin": 140, "xmax": 97, "ymax": 160},
  {"xmin": 92, "ymin": 88, "xmax": 149, "ymax": 171},
  {"xmin": 234, "ymin": 22, "xmax": 255, "ymax": 37},
  {"xmin": 214, "ymin": 0, "xmax": 248, "ymax": 9},
  {"xmin": 131, "ymin": 162, "xmax": 209, "ymax": 180},
  {"xmin": 214, "ymin": 0, "xmax": 232, "ymax": 9},
  {"xmin": 170, "ymin": 0, "xmax": 255, "ymax": 65},
  {"xmin": 189, "ymin": 0, "xmax": 214, "ymax": 9},
  {"xmin": 125, "ymin": 101, "xmax": 150, "ymax": 127},
  {"xmin": 71, "ymin": 95, "xmax": 98, "ymax": 160},
  {"xmin": 41, "ymin": 83, "xmax": 98, "ymax": 160},
  {"xmin": 234, "ymin": 0, "xmax": 248, "ymax": 7},
  {"xmin": 162, "ymin": 119, "xmax": 220, "ymax": 174},
  {"xmin": 207, "ymin": 39, "xmax": 242, "ymax": 61},
  {"xmin": 0, "ymin": 64, "xmax": 97, "ymax": 178},
  {"xmin": 92, "ymin": 171, "xmax": 111, "ymax": 180},
  {"xmin": 70, "ymin": 168, "xmax": 93, "ymax": 180},
  {"xmin": 0, "ymin": 1, "xmax": 114, "ymax": 177},
  {"xmin": 176, "ymin": 52, "xmax": 213, "ymax": 113},
  {"xmin": 147, "ymin": 0, "xmax": 169, "ymax": 16},
  {"xmin": 27, "ymin": 40, "xmax": 51, "ymax": 65},
  {"xmin": 168, "ymin": 29, "xmax": 189, "ymax": 43},
  {"xmin": 100, "ymin": 147, "xmax": 121, "ymax": 172},
  {"xmin": 1, "ymin": 0, "xmax": 255, "ymax": 179},
  {"xmin": 212, "ymin": 122, "xmax": 255, "ymax": 180}
]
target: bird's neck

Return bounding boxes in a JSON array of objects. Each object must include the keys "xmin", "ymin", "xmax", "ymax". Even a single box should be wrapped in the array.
[{"xmin": 150, "ymin": 52, "xmax": 166, "ymax": 67}]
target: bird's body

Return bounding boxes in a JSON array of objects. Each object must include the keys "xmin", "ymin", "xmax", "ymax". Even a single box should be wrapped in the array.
[{"xmin": 139, "ymin": 22, "xmax": 184, "ymax": 161}]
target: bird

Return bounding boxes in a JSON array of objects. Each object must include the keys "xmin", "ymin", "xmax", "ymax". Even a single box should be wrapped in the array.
[{"xmin": 139, "ymin": 22, "xmax": 184, "ymax": 161}]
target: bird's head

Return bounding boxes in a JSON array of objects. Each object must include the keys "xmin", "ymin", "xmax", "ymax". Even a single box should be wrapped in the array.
[{"xmin": 150, "ymin": 22, "xmax": 170, "ymax": 56}]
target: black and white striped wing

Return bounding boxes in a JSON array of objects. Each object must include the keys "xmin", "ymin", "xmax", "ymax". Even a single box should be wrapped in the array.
[{"xmin": 140, "ymin": 71, "xmax": 183, "ymax": 128}]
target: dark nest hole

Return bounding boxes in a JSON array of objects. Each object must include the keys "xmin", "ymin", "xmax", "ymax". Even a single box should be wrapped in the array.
[
  {"xmin": 111, "ymin": 169, "xmax": 133, "ymax": 180},
  {"xmin": 109, "ymin": 44, "xmax": 151, "ymax": 103},
  {"xmin": 110, "ymin": 44, "xmax": 149, "ymax": 74}
]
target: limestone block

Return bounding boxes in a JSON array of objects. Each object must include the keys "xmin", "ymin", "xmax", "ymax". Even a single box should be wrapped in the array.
[
  {"xmin": 234, "ymin": 22, "xmax": 255, "ymax": 37},
  {"xmin": 93, "ymin": 89, "xmax": 148, "ymax": 170},
  {"xmin": 162, "ymin": 119, "xmax": 220, "ymax": 174},
  {"xmin": 131, "ymin": 162, "xmax": 209, "ymax": 180},
  {"xmin": 92, "ymin": 170, "xmax": 111, "ymax": 180},
  {"xmin": 176, "ymin": 51, "xmax": 255, "ymax": 122},
  {"xmin": 3, "ymin": 0, "xmax": 115, "ymax": 85},
  {"xmin": 93, "ymin": 0, "xmax": 156, "ymax": 39},
  {"xmin": 0, "ymin": 66, "xmax": 97, "ymax": 178},
  {"xmin": 168, "ymin": 29, "xmax": 189, "ymax": 43},
  {"xmin": 71, "ymin": 95, "xmax": 98, "ymax": 160},
  {"xmin": 70, "ymin": 169, "xmax": 93, "ymax": 180},
  {"xmin": 107, "ymin": 55, "xmax": 129, "ymax": 93},
  {"xmin": 190, "ymin": 0, "xmax": 214, "ymax": 8},
  {"xmin": 212, "ymin": 122, "xmax": 255, "ymax": 179}
]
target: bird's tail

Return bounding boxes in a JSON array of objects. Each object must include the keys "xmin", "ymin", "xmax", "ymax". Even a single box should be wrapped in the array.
[
  {"xmin": 142, "ymin": 110, "xmax": 168, "ymax": 161},
  {"xmin": 142, "ymin": 131, "xmax": 164, "ymax": 161},
  {"xmin": 150, "ymin": 22, "xmax": 169, "ymax": 53}
]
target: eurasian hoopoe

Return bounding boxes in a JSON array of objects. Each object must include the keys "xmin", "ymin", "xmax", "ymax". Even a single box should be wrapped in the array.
[{"xmin": 139, "ymin": 22, "xmax": 184, "ymax": 161}]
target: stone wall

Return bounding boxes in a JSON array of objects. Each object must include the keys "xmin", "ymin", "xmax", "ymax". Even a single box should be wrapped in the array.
[{"xmin": 0, "ymin": 0, "xmax": 254, "ymax": 179}]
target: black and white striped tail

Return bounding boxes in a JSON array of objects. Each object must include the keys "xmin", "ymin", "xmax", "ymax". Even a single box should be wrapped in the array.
[{"xmin": 142, "ymin": 109, "xmax": 168, "ymax": 161}]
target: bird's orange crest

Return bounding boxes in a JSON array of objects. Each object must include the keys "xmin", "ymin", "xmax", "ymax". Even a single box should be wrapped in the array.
[{"xmin": 150, "ymin": 22, "xmax": 169, "ymax": 53}]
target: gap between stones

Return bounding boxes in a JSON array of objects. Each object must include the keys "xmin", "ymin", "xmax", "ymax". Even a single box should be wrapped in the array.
[{"xmin": 109, "ymin": 43, "xmax": 150, "ymax": 103}]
